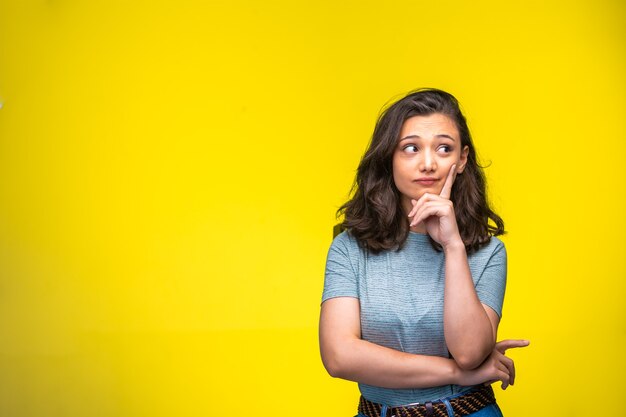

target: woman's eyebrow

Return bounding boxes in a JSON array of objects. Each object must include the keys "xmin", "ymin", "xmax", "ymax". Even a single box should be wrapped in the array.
[{"xmin": 399, "ymin": 134, "xmax": 456, "ymax": 141}]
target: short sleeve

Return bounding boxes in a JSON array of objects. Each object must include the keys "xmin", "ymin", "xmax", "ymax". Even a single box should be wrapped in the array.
[
  {"xmin": 475, "ymin": 239, "xmax": 507, "ymax": 317},
  {"xmin": 321, "ymin": 232, "xmax": 359, "ymax": 303}
]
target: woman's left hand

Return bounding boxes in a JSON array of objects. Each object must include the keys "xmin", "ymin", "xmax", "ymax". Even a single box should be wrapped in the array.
[{"xmin": 408, "ymin": 164, "xmax": 462, "ymax": 249}]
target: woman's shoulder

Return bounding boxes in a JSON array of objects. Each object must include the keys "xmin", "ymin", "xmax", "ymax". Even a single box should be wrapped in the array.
[
  {"xmin": 486, "ymin": 235, "xmax": 505, "ymax": 249},
  {"xmin": 330, "ymin": 229, "xmax": 359, "ymax": 250},
  {"xmin": 468, "ymin": 235, "xmax": 506, "ymax": 260},
  {"xmin": 327, "ymin": 229, "xmax": 369, "ymax": 259}
]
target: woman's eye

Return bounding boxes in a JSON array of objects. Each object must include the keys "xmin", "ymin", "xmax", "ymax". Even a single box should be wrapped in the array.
[
  {"xmin": 438, "ymin": 145, "xmax": 452, "ymax": 153},
  {"xmin": 404, "ymin": 145, "xmax": 418, "ymax": 153}
]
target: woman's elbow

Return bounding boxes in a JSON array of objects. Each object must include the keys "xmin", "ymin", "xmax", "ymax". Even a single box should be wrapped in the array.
[
  {"xmin": 453, "ymin": 347, "xmax": 492, "ymax": 370},
  {"xmin": 450, "ymin": 338, "xmax": 495, "ymax": 370},
  {"xmin": 322, "ymin": 356, "xmax": 343, "ymax": 378},
  {"xmin": 320, "ymin": 345, "xmax": 351, "ymax": 378},
  {"xmin": 454, "ymin": 354, "xmax": 484, "ymax": 371}
]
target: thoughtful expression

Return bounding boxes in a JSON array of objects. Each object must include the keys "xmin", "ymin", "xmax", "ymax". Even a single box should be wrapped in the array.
[{"xmin": 392, "ymin": 113, "xmax": 469, "ymax": 214}]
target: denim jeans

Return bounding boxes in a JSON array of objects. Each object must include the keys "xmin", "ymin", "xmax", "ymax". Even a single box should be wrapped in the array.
[{"xmin": 355, "ymin": 388, "xmax": 504, "ymax": 417}]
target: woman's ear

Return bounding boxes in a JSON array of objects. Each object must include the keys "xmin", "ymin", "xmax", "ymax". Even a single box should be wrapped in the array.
[{"xmin": 458, "ymin": 145, "xmax": 469, "ymax": 173}]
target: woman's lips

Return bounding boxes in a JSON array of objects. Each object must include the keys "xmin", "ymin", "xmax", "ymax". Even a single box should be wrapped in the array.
[{"xmin": 414, "ymin": 179, "xmax": 437, "ymax": 186}]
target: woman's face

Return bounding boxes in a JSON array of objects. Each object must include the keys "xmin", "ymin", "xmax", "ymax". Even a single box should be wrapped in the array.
[{"xmin": 392, "ymin": 113, "xmax": 469, "ymax": 214}]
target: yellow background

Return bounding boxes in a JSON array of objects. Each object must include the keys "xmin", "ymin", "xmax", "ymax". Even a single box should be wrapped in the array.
[{"xmin": 0, "ymin": 1, "xmax": 624, "ymax": 416}]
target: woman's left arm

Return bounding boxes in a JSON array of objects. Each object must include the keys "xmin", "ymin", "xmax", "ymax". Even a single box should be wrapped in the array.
[
  {"xmin": 442, "ymin": 241, "xmax": 499, "ymax": 370},
  {"xmin": 409, "ymin": 164, "xmax": 500, "ymax": 370}
]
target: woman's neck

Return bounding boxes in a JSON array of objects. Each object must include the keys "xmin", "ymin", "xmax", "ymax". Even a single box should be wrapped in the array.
[{"xmin": 410, "ymin": 224, "xmax": 428, "ymax": 235}]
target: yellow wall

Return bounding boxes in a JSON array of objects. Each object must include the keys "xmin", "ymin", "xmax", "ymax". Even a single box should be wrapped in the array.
[{"xmin": 0, "ymin": 1, "xmax": 624, "ymax": 416}]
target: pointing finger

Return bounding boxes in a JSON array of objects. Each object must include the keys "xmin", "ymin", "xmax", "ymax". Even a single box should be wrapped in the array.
[
  {"xmin": 439, "ymin": 164, "xmax": 457, "ymax": 199},
  {"xmin": 495, "ymin": 339, "xmax": 530, "ymax": 354}
]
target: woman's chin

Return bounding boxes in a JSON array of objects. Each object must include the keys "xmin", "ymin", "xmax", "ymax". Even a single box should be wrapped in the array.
[{"xmin": 415, "ymin": 185, "xmax": 441, "ymax": 198}]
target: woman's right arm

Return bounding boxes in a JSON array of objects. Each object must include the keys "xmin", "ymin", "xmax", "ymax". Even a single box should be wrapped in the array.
[{"xmin": 319, "ymin": 296, "xmax": 525, "ymax": 389}]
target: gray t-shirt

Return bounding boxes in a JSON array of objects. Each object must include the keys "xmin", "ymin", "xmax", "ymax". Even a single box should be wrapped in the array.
[{"xmin": 322, "ymin": 230, "xmax": 507, "ymax": 406}]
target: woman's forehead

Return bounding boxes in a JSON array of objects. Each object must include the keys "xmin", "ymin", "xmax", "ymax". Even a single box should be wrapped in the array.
[{"xmin": 399, "ymin": 114, "xmax": 459, "ymax": 140}]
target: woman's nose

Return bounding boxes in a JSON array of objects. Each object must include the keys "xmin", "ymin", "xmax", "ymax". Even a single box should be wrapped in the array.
[{"xmin": 419, "ymin": 149, "xmax": 437, "ymax": 172}]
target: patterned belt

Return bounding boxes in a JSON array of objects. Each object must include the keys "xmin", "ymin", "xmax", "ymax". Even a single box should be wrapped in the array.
[{"xmin": 358, "ymin": 384, "xmax": 496, "ymax": 417}]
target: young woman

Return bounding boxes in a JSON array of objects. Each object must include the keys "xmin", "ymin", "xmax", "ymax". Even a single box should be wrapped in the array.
[{"xmin": 319, "ymin": 89, "xmax": 528, "ymax": 417}]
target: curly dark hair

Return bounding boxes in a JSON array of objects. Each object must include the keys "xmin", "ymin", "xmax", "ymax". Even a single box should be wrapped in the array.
[{"xmin": 336, "ymin": 88, "xmax": 505, "ymax": 254}]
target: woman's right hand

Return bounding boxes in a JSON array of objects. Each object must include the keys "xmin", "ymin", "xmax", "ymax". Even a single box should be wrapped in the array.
[{"xmin": 457, "ymin": 339, "xmax": 530, "ymax": 390}]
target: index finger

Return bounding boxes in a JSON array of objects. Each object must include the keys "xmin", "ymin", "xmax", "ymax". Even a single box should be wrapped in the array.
[
  {"xmin": 495, "ymin": 339, "xmax": 530, "ymax": 354},
  {"xmin": 439, "ymin": 164, "xmax": 457, "ymax": 199}
]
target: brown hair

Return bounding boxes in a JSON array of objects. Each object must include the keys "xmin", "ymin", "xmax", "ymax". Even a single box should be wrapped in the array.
[{"xmin": 336, "ymin": 88, "xmax": 505, "ymax": 254}]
